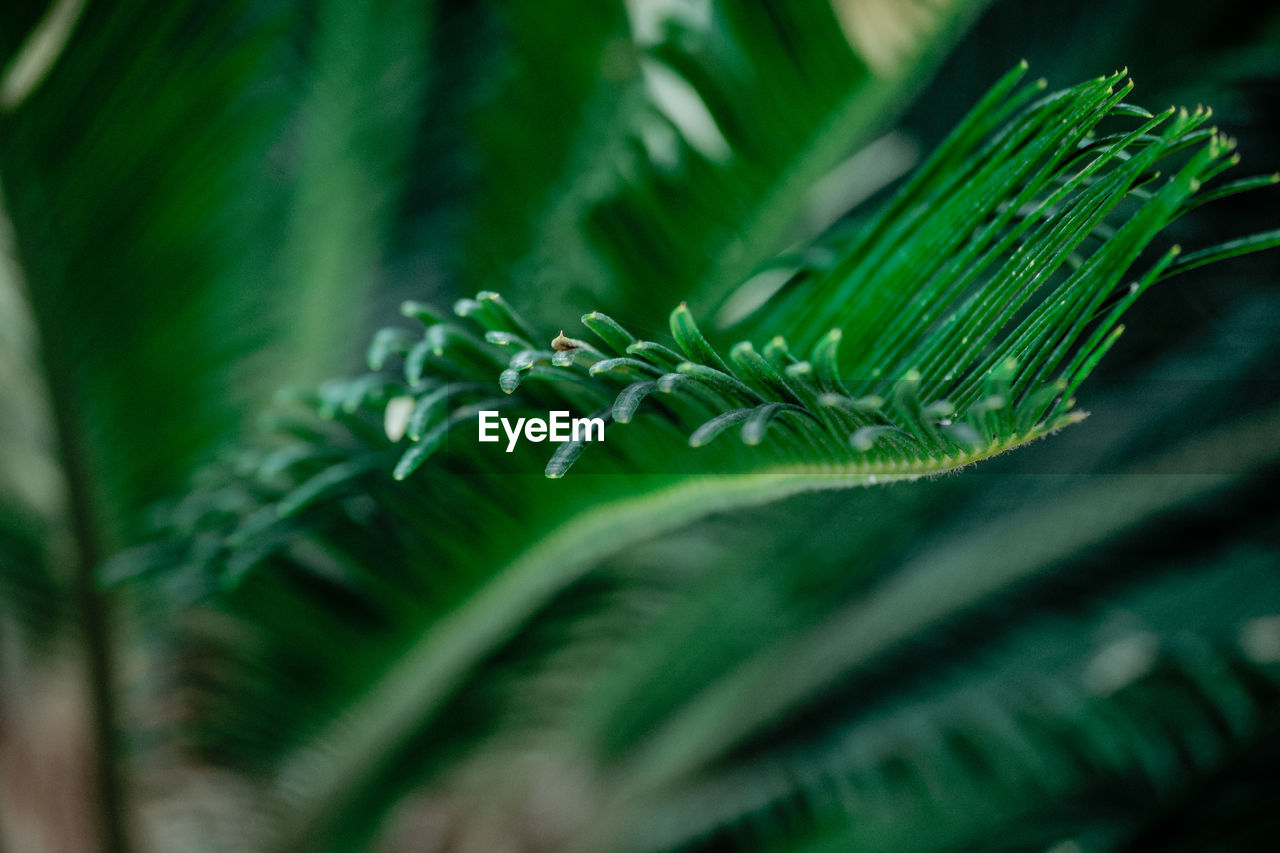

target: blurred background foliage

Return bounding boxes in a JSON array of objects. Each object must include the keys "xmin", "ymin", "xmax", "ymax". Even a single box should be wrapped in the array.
[{"xmin": 0, "ymin": 1, "xmax": 1278, "ymax": 852}]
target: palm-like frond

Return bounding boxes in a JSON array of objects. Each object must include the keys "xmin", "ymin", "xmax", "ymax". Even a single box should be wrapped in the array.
[
  {"xmin": 390, "ymin": 65, "xmax": 1270, "ymax": 484},
  {"xmin": 103, "ymin": 64, "xmax": 1280, "ymax": 852}
]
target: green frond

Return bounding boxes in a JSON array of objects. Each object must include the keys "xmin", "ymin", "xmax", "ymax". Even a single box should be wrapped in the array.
[
  {"xmin": 110, "ymin": 67, "xmax": 1278, "ymax": 853},
  {"xmin": 623, "ymin": 646, "xmax": 1279, "ymax": 853},
  {"xmin": 388, "ymin": 64, "xmax": 1254, "ymax": 483}
]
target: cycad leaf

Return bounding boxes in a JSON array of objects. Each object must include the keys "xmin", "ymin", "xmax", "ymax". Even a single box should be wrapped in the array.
[
  {"xmin": 125, "ymin": 69, "xmax": 1278, "ymax": 853},
  {"xmin": 394, "ymin": 67, "xmax": 1248, "ymax": 485}
]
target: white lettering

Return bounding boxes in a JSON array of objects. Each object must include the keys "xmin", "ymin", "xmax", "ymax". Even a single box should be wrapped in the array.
[
  {"xmin": 502, "ymin": 417, "xmax": 525, "ymax": 452},
  {"xmin": 572, "ymin": 416, "xmax": 605, "ymax": 442},
  {"xmin": 478, "ymin": 410, "xmax": 500, "ymax": 442},
  {"xmin": 549, "ymin": 410, "xmax": 570, "ymax": 442},
  {"xmin": 479, "ymin": 411, "xmax": 606, "ymax": 452}
]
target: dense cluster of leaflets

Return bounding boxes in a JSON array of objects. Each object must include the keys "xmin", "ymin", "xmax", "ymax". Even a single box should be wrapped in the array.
[{"xmin": 364, "ymin": 65, "xmax": 1274, "ymax": 482}]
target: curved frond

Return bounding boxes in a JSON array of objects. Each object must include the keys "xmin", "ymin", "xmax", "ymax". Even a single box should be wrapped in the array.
[
  {"xmin": 110, "ymin": 66, "xmax": 1280, "ymax": 853},
  {"xmin": 391, "ymin": 65, "xmax": 1252, "ymax": 483}
]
